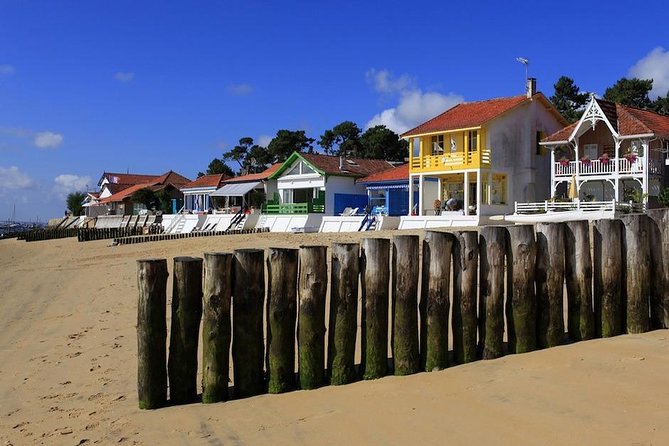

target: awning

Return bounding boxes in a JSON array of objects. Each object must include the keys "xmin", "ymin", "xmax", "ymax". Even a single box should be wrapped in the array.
[
  {"xmin": 210, "ymin": 181, "xmax": 261, "ymax": 197},
  {"xmin": 366, "ymin": 184, "xmax": 409, "ymax": 191}
]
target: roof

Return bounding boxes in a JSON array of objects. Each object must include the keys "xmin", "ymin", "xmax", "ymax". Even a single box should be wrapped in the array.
[
  {"xmin": 542, "ymin": 97, "xmax": 669, "ymax": 144},
  {"xmin": 359, "ymin": 163, "xmax": 409, "ymax": 183},
  {"xmin": 99, "ymin": 172, "xmax": 161, "ymax": 187},
  {"xmin": 153, "ymin": 170, "xmax": 191, "ymax": 186},
  {"xmin": 402, "ymin": 95, "xmax": 532, "ymax": 137},
  {"xmin": 100, "ymin": 182, "xmax": 155, "ymax": 204},
  {"xmin": 181, "ymin": 173, "xmax": 229, "ymax": 190},
  {"xmin": 99, "ymin": 170, "xmax": 189, "ymax": 204},
  {"xmin": 224, "ymin": 163, "xmax": 282, "ymax": 183},
  {"xmin": 271, "ymin": 152, "xmax": 395, "ymax": 178}
]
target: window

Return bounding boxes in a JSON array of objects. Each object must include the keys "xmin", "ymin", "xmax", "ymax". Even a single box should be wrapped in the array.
[
  {"xmin": 583, "ymin": 144, "xmax": 598, "ymax": 160},
  {"xmin": 468, "ymin": 131, "xmax": 478, "ymax": 152},
  {"xmin": 431, "ymin": 135, "xmax": 444, "ymax": 155}
]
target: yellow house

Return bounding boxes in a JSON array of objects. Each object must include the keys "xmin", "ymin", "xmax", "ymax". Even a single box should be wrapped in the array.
[{"xmin": 399, "ymin": 79, "xmax": 567, "ymax": 228}]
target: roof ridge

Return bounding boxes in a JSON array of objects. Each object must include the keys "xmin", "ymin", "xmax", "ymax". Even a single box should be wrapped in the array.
[{"xmin": 615, "ymin": 104, "xmax": 652, "ymax": 134}]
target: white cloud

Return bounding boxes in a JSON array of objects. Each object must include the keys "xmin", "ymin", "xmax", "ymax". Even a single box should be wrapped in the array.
[
  {"xmin": 227, "ymin": 83, "xmax": 253, "ymax": 96},
  {"xmin": 629, "ymin": 47, "xmax": 669, "ymax": 99},
  {"xmin": 34, "ymin": 131, "xmax": 63, "ymax": 149},
  {"xmin": 114, "ymin": 71, "xmax": 135, "ymax": 82},
  {"xmin": 0, "ymin": 166, "xmax": 35, "ymax": 191},
  {"xmin": 256, "ymin": 134, "xmax": 273, "ymax": 147},
  {"xmin": 52, "ymin": 174, "xmax": 91, "ymax": 198},
  {"xmin": 366, "ymin": 69, "xmax": 414, "ymax": 94},
  {"xmin": 0, "ymin": 64, "xmax": 15, "ymax": 76}
]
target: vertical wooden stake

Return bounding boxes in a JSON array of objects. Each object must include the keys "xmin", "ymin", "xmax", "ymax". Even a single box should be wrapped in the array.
[
  {"xmin": 535, "ymin": 222, "xmax": 565, "ymax": 348},
  {"xmin": 328, "ymin": 243, "xmax": 360, "ymax": 385},
  {"xmin": 479, "ymin": 226, "xmax": 506, "ymax": 359},
  {"xmin": 167, "ymin": 256, "xmax": 203, "ymax": 404},
  {"xmin": 137, "ymin": 259, "xmax": 168, "ymax": 409},
  {"xmin": 506, "ymin": 225, "xmax": 537, "ymax": 354},
  {"xmin": 647, "ymin": 209, "xmax": 669, "ymax": 329},
  {"xmin": 267, "ymin": 248, "xmax": 298, "ymax": 394},
  {"xmin": 298, "ymin": 246, "xmax": 328, "ymax": 389},
  {"xmin": 565, "ymin": 221, "xmax": 595, "ymax": 341},
  {"xmin": 592, "ymin": 220, "xmax": 623, "ymax": 337},
  {"xmin": 232, "ymin": 249, "xmax": 265, "ymax": 398},
  {"xmin": 452, "ymin": 231, "xmax": 479, "ymax": 364},
  {"xmin": 421, "ymin": 231, "xmax": 454, "ymax": 371},
  {"xmin": 392, "ymin": 235, "xmax": 420, "ymax": 375},
  {"xmin": 361, "ymin": 238, "xmax": 390, "ymax": 379},
  {"xmin": 622, "ymin": 215, "xmax": 651, "ymax": 333},
  {"xmin": 201, "ymin": 252, "xmax": 233, "ymax": 403}
]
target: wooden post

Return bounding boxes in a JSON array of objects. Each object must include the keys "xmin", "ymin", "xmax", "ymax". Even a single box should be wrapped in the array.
[
  {"xmin": 136, "ymin": 259, "xmax": 168, "ymax": 409},
  {"xmin": 647, "ymin": 209, "xmax": 669, "ymax": 329},
  {"xmin": 267, "ymin": 248, "xmax": 298, "ymax": 394},
  {"xmin": 565, "ymin": 220, "xmax": 595, "ymax": 341},
  {"xmin": 201, "ymin": 252, "xmax": 233, "ymax": 403},
  {"xmin": 392, "ymin": 235, "xmax": 419, "ymax": 375},
  {"xmin": 506, "ymin": 225, "xmax": 537, "ymax": 354},
  {"xmin": 232, "ymin": 249, "xmax": 266, "ymax": 398},
  {"xmin": 360, "ymin": 238, "xmax": 390, "ymax": 379},
  {"xmin": 535, "ymin": 222, "xmax": 565, "ymax": 348},
  {"xmin": 328, "ymin": 243, "xmax": 359, "ymax": 385},
  {"xmin": 421, "ymin": 231, "xmax": 454, "ymax": 371},
  {"xmin": 298, "ymin": 246, "xmax": 327, "ymax": 389},
  {"xmin": 592, "ymin": 220, "xmax": 623, "ymax": 337},
  {"xmin": 621, "ymin": 215, "xmax": 651, "ymax": 333},
  {"xmin": 479, "ymin": 226, "xmax": 506, "ymax": 359},
  {"xmin": 167, "ymin": 256, "xmax": 203, "ymax": 405},
  {"xmin": 452, "ymin": 231, "xmax": 478, "ymax": 364}
]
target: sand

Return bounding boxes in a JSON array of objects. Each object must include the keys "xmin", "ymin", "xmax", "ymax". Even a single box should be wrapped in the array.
[{"xmin": 1, "ymin": 232, "xmax": 668, "ymax": 445}]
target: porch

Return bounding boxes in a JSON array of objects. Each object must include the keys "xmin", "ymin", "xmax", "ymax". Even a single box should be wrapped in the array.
[{"xmin": 553, "ymin": 156, "xmax": 664, "ymax": 179}]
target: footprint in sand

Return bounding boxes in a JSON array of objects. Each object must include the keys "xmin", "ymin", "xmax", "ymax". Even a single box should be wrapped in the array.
[{"xmin": 66, "ymin": 352, "xmax": 82, "ymax": 358}]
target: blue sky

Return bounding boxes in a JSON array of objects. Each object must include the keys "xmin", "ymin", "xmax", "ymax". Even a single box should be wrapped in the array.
[{"xmin": 1, "ymin": 0, "xmax": 668, "ymax": 221}]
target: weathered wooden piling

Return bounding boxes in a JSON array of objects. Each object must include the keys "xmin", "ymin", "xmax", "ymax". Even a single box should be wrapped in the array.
[
  {"xmin": 506, "ymin": 225, "xmax": 537, "ymax": 354},
  {"xmin": 479, "ymin": 226, "xmax": 506, "ymax": 359},
  {"xmin": 167, "ymin": 256, "xmax": 203, "ymax": 404},
  {"xmin": 592, "ymin": 219, "xmax": 623, "ymax": 337},
  {"xmin": 201, "ymin": 252, "xmax": 233, "ymax": 403},
  {"xmin": 452, "ymin": 231, "xmax": 479, "ymax": 364},
  {"xmin": 565, "ymin": 220, "xmax": 595, "ymax": 341},
  {"xmin": 420, "ymin": 231, "xmax": 454, "ymax": 371},
  {"xmin": 621, "ymin": 215, "xmax": 651, "ymax": 333},
  {"xmin": 535, "ymin": 222, "xmax": 565, "ymax": 348},
  {"xmin": 136, "ymin": 259, "xmax": 168, "ymax": 409},
  {"xmin": 392, "ymin": 235, "xmax": 420, "ymax": 375},
  {"xmin": 298, "ymin": 246, "xmax": 328, "ymax": 389},
  {"xmin": 267, "ymin": 248, "xmax": 298, "ymax": 394},
  {"xmin": 232, "ymin": 249, "xmax": 265, "ymax": 398},
  {"xmin": 328, "ymin": 243, "xmax": 359, "ymax": 385},
  {"xmin": 648, "ymin": 209, "xmax": 669, "ymax": 329},
  {"xmin": 360, "ymin": 238, "xmax": 390, "ymax": 380}
]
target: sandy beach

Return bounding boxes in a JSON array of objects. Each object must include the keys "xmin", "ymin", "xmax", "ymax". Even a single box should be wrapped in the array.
[{"xmin": 1, "ymin": 232, "xmax": 668, "ymax": 445}]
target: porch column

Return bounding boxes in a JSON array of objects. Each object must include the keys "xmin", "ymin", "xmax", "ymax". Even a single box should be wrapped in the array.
[
  {"xmin": 408, "ymin": 175, "xmax": 414, "ymax": 215},
  {"xmin": 464, "ymin": 171, "xmax": 470, "ymax": 216},
  {"xmin": 550, "ymin": 148, "xmax": 556, "ymax": 198},
  {"xmin": 418, "ymin": 174, "xmax": 424, "ymax": 216},
  {"xmin": 438, "ymin": 177, "xmax": 442, "ymax": 202},
  {"xmin": 574, "ymin": 140, "xmax": 580, "ymax": 198},
  {"xmin": 614, "ymin": 139, "xmax": 621, "ymax": 201},
  {"xmin": 488, "ymin": 171, "xmax": 493, "ymax": 205},
  {"xmin": 642, "ymin": 139, "xmax": 649, "ymax": 204},
  {"xmin": 476, "ymin": 170, "xmax": 482, "ymax": 214}
]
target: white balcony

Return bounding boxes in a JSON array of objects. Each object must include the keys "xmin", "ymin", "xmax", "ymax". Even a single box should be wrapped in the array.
[{"xmin": 553, "ymin": 157, "xmax": 657, "ymax": 178}]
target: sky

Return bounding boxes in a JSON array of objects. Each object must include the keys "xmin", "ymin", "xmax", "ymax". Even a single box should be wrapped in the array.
[{"xmin": 1, "ymin": 0, "xmax": 669, "ymax": 221}]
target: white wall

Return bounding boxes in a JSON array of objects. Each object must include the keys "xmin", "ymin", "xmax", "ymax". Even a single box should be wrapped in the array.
[{"xmin": 324, "ymin": 176, "xmax": 366, "ymax": 215}]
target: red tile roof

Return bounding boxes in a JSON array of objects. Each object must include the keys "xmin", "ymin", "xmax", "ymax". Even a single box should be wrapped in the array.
[
  {"xmin": 99, "ymin": 170, "xmax": 190, "ymax": 204},
  {"xmin": 100, "ymin": 172, "xmax": 161, "ymax": 186},
  {"xmin": 542, "ymin": 122, "xmax": 578, "ymax": 143},
  {"xmin": 401, "ymin": 95, "xmax": 531, "ymax": 137},
  {"xmin": 300, "ymin": 152, "xmax": 395, "ymax": 177},
  {"xmin": 100, "ymin": 182, "xmax": 155, "ymax": 204},
  {"xmin": 224, "ymin": 163, "xmax": 282, "ymax": 183},
  {"xmin": 359, "ymin": 163, "xmax": 409, "ymax": 183},
  {"xmin": 153, "ymin": 170, "xmax": 191, "ymax": 186},
  {"xmin": 181, "ymin": 173, "xmax": 229, "ymax": 189}
]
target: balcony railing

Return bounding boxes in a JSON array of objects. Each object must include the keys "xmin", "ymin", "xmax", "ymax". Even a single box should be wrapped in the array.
[
  {"xmin": 411, "ymin": 149, "xmax": 491, "ymax": 172},
  {"xmin": 515, "ymin": 199, "xmax": 646, "ymax": 214},
  {"xmin": 262, "ymin": 202, "xmax": 325, "ymax": 214},
  {"xmin": 554, "ymin": 157, "xmax": 655, "ymax": 177}
]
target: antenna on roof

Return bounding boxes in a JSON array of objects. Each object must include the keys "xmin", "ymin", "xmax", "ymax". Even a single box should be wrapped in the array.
[{"xmin": 516, "ymin": 57, "xmax": 529, "ymax": 81}]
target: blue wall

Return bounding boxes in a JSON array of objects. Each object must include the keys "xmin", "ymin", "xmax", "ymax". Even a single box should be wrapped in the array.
[{"xmin": 333, "ymin": 193, "xmax": 368, "ymax": 215}]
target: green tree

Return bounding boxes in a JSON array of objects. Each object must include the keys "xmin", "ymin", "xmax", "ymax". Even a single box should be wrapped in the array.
[
  {"xmin": 550, "ymin": 76, "xmax": 589, "ymax": 123},
  {"xmin": 197, "ymin": 158, "xmax": 235, "ymax": 178},
  {"xmin": 66, "ymin": 191, "xmax": 86, "ymax": 216},
  {"xmin": 223, "ymin": 137, "xmax": 253, "ymax": 170},
  {"xmin": 267, "ymin": 130, "xmax": 315, "ymax": 162},
  {"xmin": 319, "ymin": 121, "xmax": 363, "ymax": 156},
  {"xmin": 222, "ymin": 137, "xmax": 272, "ymax": 174},
  {"xmin": 652, "ymin": 93, "xmax": 669, "ymax": 115},
  {"xmin": 131, "ymin": 187, "xmax": 159, "ymax": 210},
  {"xmin": 603, "ymin": 78, "xmax": 653, "ymax": 109},
  {"xmin": 359, "ymin": 125, "xmax": 408, "ymax": 161},
  {"xmin": 154, "ymin": 189, "xmax": 173, "ymax": 214}
]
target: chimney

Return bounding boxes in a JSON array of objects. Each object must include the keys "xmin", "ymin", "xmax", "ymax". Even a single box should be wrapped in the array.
[{"xmin": 526, "ymin": 77, "xmax": 537, "ymax": 98}]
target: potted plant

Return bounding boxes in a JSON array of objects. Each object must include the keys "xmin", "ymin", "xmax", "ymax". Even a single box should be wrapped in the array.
[
  {"xmin": 598, "ymin": 153, "xmax": 610, "ymax": 164},
  {"xmin": 580, "ymin": 155, "xmax": 591, "ymax": 165},
  {"xmin": 559, "ymin": 157, "xmax": 570, "ymax": 167},
  {"xmin": 624, "ymin": 152, "xmax": 637, "ymax": 163}
]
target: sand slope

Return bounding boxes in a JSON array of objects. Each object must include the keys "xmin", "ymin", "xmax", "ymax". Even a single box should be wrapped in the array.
[{"xmin": 0, "ymin": 234, "xmax": 667, "ymax": 445}]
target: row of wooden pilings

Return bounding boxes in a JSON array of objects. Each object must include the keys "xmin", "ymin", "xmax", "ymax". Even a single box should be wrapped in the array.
[
  {"xmin": 136, "ymin": 211, "xmax": 669, "ymax": 409},
  {"xmin": 117, "ymin": 227, "xmax": 269, "ymax": 245},
  {"xmin": 77, "ymin": 226, "xmax": 147, "ymax": 242},
  {"xmin": 23, "ymin": 227, "xmax": 78, "ymax": 242}
]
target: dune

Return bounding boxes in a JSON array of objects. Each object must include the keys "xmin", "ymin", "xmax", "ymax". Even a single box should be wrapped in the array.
[{"xmin": 0, "ymin": 233, "xmax": 667, "ymax": 445}]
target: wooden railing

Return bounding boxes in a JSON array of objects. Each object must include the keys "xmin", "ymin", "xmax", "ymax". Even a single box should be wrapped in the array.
[
  {"xmin": 554, "ymin": 157, "xmax": 656, "ymax": 177},
  {"xmin": 514, "ymin": 199, "xmax": 645, "ymax": 214},
  {"xmin": 410, "ymin": 149, "xmax": 491, "ymax": 172}
]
